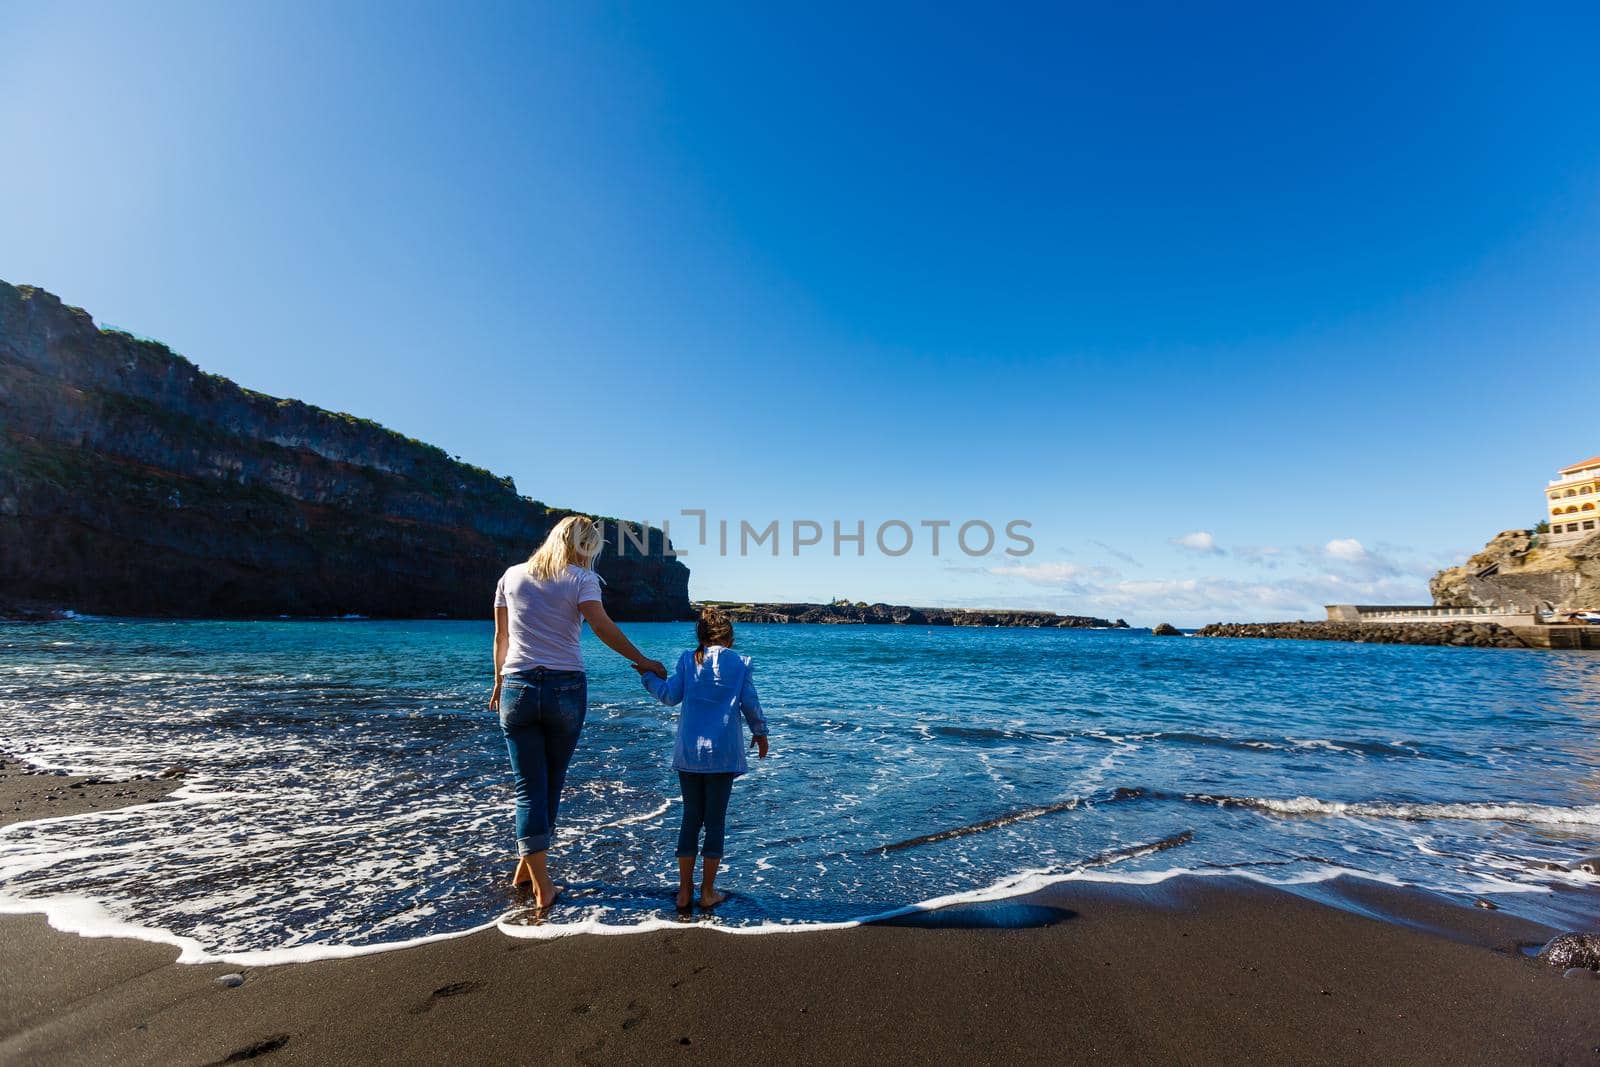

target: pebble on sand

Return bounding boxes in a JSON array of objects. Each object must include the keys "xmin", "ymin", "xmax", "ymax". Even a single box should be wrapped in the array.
[
  {"xmin": 1538, "ymin": 933, "xmax": 1600, "ymax": 971},
  {"xmin": 215, "ymin": 973, "xmax": 246, "ymax": 988}
]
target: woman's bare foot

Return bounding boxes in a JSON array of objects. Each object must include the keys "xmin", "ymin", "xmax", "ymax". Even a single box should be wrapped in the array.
[
  {"xmin": 699, "ymin": 889, "xmax": 727, "ymax": 909},
  {"xmin": 675, "ymin": 885, "xmax": 694, "ymax": 911},
  {"xmin": 511, "ymin": 857, "xmax": 534, "ymax": 888},
  {"xmin": 518, "ymin": 850, "xmax": 561, "ymax": 908},
  {"xmin": 535, "ymin": 879, "xmax": 564, "ymax": 910}
]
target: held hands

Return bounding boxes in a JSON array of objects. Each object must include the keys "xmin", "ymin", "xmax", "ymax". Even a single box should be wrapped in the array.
[
  {"xmin": 750, "ymin": 734, "xmax": 770, "ymax": 759},
  {"xmin": 632, "ymin": 658, "xmax": 668, "ymax": 679}
]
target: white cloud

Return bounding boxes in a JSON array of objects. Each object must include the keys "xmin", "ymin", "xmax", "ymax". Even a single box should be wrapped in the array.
[
  {"xmin": 939, "ymin": 535, "xmax": 1459, "ymax": 627},
  {"xmin": 1171, "ymin": 531, "xmax": 1222, "ymax": 554},
  {"xmin": 986, "ymin": 560, "xmax": 1118, "ymax": 588},
  {"xmin": 992, "ymin": 561, "xmax": 1088, "ymax": 583},
  {"xmin": 1305, "ymin": 538, "xmax": 1423, "ymax": 580},
  {"xmin": 1076, "ymin": 572, "xmax": 1431, "ymax": 624},
  {"xmin": 1324, "ymin": 538, "xmax": 1368, "ymax": 562},
  {"xmin": 965, "ymin": 554, "xmax": 1442, "ymax": 627}
]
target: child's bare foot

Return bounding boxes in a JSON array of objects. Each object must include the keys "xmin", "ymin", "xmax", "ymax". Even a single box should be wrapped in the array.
[
  {"xmin": 699, "ymin": 889, "xmax": 727, "ymax": 909},
  {"xmin": 676, "ymin": 855, "xmax": 696, "ymax": 913}
]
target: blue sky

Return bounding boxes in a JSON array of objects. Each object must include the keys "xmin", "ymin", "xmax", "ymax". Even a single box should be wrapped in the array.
[{"xmin": 4, "ymin": 2, "xmax": 1598, "ymax": 625}]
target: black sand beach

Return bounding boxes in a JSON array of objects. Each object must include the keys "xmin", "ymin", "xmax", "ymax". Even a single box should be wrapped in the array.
[
  {"xmin": 2, "ymin": 765, "xmax": 1597, "ymax": 1066},
  {"xmin": 0, "ymin": 754, "xmax": 178, "ymax": 825}
]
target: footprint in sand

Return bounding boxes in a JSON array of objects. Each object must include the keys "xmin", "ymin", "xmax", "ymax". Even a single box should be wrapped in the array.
[
  {"xmin": 621, "ymin": 998, "xmax": 650, "ymax": 1030},
  {"xmin": 409, "ymin": 980, "xmax": 485, "ymax": 1015},
  {"xmin": 207, "ymin": 1033, "xmax": 291, "ymax": 1064}
]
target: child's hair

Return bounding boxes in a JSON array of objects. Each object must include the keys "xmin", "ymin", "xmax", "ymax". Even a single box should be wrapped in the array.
[{"xmin": 694, "ymin": 606, "xmax": 734, "ymax": 665}]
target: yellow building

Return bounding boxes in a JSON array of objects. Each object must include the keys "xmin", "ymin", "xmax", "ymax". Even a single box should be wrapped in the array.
[{"xmin": 1547, "ymin": 455, "xmax": 1600, "ymax": 545}]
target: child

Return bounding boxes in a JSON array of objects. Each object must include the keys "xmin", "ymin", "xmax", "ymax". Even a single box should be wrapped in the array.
[{"xmin": 638, "ymin": 606, "xmax": 770, "ymax": 911}]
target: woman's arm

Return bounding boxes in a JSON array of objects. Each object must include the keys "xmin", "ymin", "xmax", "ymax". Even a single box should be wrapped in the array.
[
  {"xmin": 579, "ymin": 600, "xmax": 667, "ymax": 678},
  {"xmin": 489, "ymin": 605, "xmax": 509, "ymax": 711}
]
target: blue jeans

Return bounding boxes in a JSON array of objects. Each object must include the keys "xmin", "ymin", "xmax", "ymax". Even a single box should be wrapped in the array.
[
  {"xmin": 499, "ymin": 668, "xmax": 587, "ymax": 855},
  {"xmin": 677, "ymin": 771, "xmax": 735, "ymax": 859}
]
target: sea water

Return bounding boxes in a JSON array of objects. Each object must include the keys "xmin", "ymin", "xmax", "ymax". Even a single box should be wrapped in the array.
[{"xmin": 2, "ymin": 619, "xmax": 1599, "ymax": 961}]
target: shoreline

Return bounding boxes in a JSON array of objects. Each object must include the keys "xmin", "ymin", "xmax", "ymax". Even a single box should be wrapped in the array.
[
  {"xmin": 3, "ymin": 760, "xmax": 1599, "ymax": 1064},
  {"xmin": 13, "ymin": 749, "xmax": 1590, "ymax": 963},
  {"xmin": 702, "ymin": 601, "xmax": 1129, "ymax": 628}
]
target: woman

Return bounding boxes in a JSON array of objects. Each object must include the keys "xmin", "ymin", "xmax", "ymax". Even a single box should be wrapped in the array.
[{"xmin": 489, "ymin": 515, "xmax": 666, "ymax": 909}]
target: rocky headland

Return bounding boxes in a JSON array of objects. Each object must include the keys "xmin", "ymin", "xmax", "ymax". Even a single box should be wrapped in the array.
[
  {"xmin": 705, "ymin": 601, "xmax": 1129, "ymax": 629},
  {"xmin": 1196, "ymin": 526, "xmax": 1600, "ymax": 651},
  {"xmin": 1430, "ymin": 528, "xmax": 1600, "ymax": 612},
  {"xmin": 0, "ymin": 281, "xmax": 690, "ymax": 620},
  {"xmin": 1195, "ymin": 621, "xmax": 1527, "ymax": 649}
]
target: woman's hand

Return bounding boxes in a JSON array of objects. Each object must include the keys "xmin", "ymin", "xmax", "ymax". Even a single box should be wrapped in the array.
[
  {"xmin": 750, "ymin": 734, "xmax": 770, "ymax": 759},
  {"xmin": 488, "ymin": 685, "xmax": 501, "ymax": 713},
  {"xmin": 634, "ymin": 658, "xmax": 668, "ymax": 678}
]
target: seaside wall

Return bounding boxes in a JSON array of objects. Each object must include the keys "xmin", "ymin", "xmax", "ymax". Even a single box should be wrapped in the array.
[{"xmin": 0, "ymin": 282, "xmax": 691, "ymax": 620}]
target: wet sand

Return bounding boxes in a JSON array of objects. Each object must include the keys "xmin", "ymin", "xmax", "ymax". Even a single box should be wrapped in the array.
[
  {"xmin": 0, "ymin": 753, "xmax": 179, "ymax": 825},
  {"xmin": 2, "ymin": 766, "xmax": 1597, "ymax": 1065}
]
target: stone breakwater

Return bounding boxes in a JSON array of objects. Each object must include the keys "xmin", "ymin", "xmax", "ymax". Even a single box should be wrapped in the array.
[
  {"xmin": 708, "ymin": 602, "xmax": 1129, "ymax": 629},
  {"xmin": 0, "ymin": 281, "xmax": 690, "ymax": 620},
  {"xmin": 1194, "ymin": 621, "xmax": 1527, "ymax": 649}
]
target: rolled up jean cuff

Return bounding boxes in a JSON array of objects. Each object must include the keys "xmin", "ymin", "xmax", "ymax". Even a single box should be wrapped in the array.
[{"xmin": 518, "ymin": 832, "xmax": 551, "ymax": 856}]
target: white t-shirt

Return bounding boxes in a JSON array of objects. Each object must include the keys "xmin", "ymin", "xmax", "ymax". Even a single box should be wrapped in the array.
[{"xmin": 494, "ymin": 563, "xmax": 603, "ymax": 674}]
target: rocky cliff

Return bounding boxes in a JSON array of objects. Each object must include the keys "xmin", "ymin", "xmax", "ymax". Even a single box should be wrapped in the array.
[
  {"xmin": 0, "ymin": 281, "xmax": 690, "ymax": 620},
  {"xmin": 1429, "ymin": 529, "xmax": 1600, "ymax": 613}
]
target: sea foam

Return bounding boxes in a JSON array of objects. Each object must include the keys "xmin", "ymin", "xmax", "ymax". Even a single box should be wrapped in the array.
[{"xmin": 2, "ymin": 618, "xmax": 1598, "ymax": 960}]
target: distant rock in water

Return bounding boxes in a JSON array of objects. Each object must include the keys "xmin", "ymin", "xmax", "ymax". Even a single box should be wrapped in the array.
[
  {"xmin": 707, "ymin": 601, "xmax": 1128, "ymax": 629},
  {"xmin": 1151, "ymin": 623, "xmax": 1182, "ymax": 636},
  {"xmin": 0, "ymin": 281, "xmax": 690, "ymax": 620}
]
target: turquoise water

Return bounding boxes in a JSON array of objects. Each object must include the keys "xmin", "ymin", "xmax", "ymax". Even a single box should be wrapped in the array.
[{"xmin": 2, "ymin": 619, "xmax": 1600, "ymax": 957}]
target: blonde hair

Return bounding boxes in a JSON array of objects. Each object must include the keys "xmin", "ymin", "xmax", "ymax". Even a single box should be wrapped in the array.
[{"xmin": 528, "ymin": 515, "xmax": 605, "ymax": 581}]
